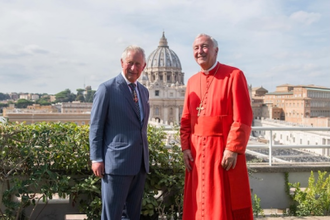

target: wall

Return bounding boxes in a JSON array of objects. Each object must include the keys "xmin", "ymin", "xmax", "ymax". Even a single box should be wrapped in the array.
[{"xmin": 249, "ymin": 164, "xmax": 330, "ymax": 209}]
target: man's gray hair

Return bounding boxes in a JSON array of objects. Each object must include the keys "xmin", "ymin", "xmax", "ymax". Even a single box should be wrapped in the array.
[
  {"xmin": 195, "ymin": 33, "xmax": 218, "ymax": 48},
  {"xmin": 121, "ymin": 45, "xmax": 146, "ymax": 63}
]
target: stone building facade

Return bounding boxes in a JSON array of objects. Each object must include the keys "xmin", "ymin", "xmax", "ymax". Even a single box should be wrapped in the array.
[
  {"xmin": 251, "ymin": 84, "xmax": 330, "ymax": 127},
  {"xmin": 139, "ymin": 32, "xmax": 186, "ymax": 124}
]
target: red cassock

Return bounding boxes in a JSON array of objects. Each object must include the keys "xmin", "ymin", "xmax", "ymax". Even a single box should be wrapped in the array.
[{"xmin": 180, "ymin": 62, "xmax": 253, "ymax": 220}]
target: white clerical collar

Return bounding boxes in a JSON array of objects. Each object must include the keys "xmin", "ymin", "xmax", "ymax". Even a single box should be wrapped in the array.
[
  {"xmin": 202, "ymin": 62, "xmax": 218, "ymax": 75},
  {"xmin": 121, "ymin": 71, "xmax": 137, "ymax": 85}
]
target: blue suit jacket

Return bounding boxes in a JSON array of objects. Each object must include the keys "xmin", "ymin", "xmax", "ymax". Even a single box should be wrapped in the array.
[{"xmin": 89, "ymin": 73, "xmax": 150, "ymax": 175}]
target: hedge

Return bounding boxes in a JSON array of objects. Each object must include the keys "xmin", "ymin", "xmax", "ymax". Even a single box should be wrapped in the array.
[{"xmin": 0, "ymin": 122, "xmax": 185, "ymax": 219}]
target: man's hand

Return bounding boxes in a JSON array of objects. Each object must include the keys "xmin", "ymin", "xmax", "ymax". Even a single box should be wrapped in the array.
[
  {"xmin": 92, "ymin": 162, "xmax": 105, "ymax": 178},
  {"xmin": 221, "ymin": 149, "xmax": 237, "ymax": 171},
  {"xmin": 183, "ymin": 149, "xmax": 194, "ymax": 172}
]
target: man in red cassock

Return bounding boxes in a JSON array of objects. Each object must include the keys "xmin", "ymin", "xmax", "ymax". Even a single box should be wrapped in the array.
[{"xmin": 180, "ymin": 33, "xmax": 253, "ymax": 220}]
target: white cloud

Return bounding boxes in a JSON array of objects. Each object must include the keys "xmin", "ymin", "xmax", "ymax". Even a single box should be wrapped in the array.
[
  {"xmin": 290, "ymin": 11, "xmax": 321, "ymax": 25},
  {"xmin": 23, "ymin": 45, "xmax": 50, "ymax": 55},
  {"xmin": 0, "ymin": 0, "xmax": 329, "ymax": 94}
]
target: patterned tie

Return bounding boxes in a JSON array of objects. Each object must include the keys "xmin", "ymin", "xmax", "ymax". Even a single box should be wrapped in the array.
[{"xmin": 128, "ymin": 83, "xmax": 141, "ymax": 120}]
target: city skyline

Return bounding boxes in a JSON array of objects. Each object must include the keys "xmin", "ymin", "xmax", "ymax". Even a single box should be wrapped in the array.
[{"xmin": 0, "ymin": 0, "xmax": 329, "ymax": 94}]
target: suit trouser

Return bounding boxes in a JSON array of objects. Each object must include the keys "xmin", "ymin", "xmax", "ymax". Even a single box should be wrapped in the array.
[{"xmin": 101, "ymin": 169, "xmax": 146, "ymax": 220}]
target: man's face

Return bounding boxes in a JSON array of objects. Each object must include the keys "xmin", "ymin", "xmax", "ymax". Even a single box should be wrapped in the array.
[
  {"xmin": 193, "ymin": 36, "xmax": 218, "ymax": 70},
  {"xmin": 121, "ymin": 50, "xmax": 146, "ymax": 83}
]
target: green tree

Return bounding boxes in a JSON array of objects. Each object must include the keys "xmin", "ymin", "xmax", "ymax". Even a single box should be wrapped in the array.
[
  {"xmin": 0, "ymin": 103, "xmax": 8, "ymax": 108},
  {"xmin": 0, "ymin": 103, "xmax": 8, "ymax": 114},
  {"xmin": 85, "ymin": 89, "xmax": 95, "ymax": 103},
  {"xmin": 76, "ymin": 89, "xmax": 85, "ymax": 102},
  {"xmin": 15, "ymin": 99, "xmax": 33, "ymax": 108},
  {"xmin": 36, "ymin": 96, "xmax": 51, "ymax": 106},
  {"xmin": 0, "ymin": 93, "xmax": 10, "ymax": 101},
  {"xmin": 55, "ymin": 89, "xmax": 76, "ymax": 103}
]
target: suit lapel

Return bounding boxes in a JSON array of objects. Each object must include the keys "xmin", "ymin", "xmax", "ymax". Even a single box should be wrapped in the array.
[
  {"xmin": 137, "ymin": 82, "xmax": 150, "ymax": 127},
  {"xmin": 116, "ymin": 74, "xmax": 141, "ymax": 120},
  {"xmin": 137, "ymin": 82, "xmax": 147, "ymax": 118}
]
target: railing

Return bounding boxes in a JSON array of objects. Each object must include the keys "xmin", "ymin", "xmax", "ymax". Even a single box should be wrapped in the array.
[{"xmin": 248, "ymin": 127, "xmax": 330, "ymax": 166}]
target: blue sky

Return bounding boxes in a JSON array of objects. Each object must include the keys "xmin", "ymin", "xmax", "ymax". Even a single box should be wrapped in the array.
[{"xmin": 0, "ymin": 0, "xmax": 329, "ymax": 94}]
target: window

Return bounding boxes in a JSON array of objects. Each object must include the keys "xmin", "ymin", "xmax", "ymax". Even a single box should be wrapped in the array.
[
  {"xmin": 155, "ymin": 90, "xmax": 160, "ymax": 96},
  {"xmin": 154, "ymin": 107, "xmax": 159, "ymax": 115}
]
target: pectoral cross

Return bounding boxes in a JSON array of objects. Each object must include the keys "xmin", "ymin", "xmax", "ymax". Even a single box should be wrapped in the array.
[{"xmin": 196, "ymin": 103, "xmax": 204, "ymax": 117}]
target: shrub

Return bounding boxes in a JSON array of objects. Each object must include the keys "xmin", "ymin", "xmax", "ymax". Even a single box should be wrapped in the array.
[
  {"xmin": 0, "ymin": 122, "xmax": 184, "ymax": 219},
  {"xmin": 288, "ymin": 171, "xmax": 330, "ymax": 216},
  {"xmin": 252, "ymin": 194, "xmax": 264, "ymax": 217}
]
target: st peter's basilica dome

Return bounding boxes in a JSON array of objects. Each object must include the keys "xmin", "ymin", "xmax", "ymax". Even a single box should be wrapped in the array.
[
  {"xmin": 142, "ymin": 32, "xmax": 184, "ymax": 86},
  {"xmin": 146, "ymin": 32, "xmax": 181, "ymax": 70}
]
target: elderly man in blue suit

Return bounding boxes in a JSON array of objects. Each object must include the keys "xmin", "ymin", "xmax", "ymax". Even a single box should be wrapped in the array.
[{"xmin": 89, "ymin": 45, "xmax": 150, "ymax": 220}]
